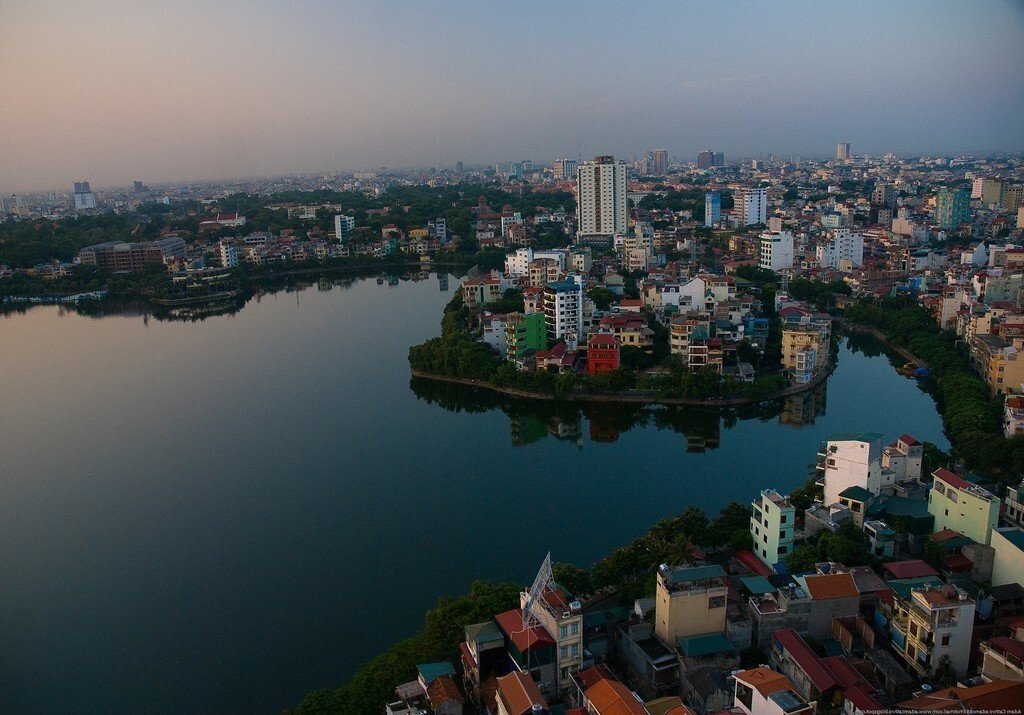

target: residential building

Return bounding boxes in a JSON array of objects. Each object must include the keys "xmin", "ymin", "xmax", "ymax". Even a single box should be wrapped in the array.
[
  {"xmin": 934, "ymin": 188, "xmax": 971, "ymax": 230},
  {"xmin": 494, "ymin": 609, "xmax": 557, "ymax": 701},
  {"xmin": 587, "ymin": 333, "xmax": 620, "ymax": 374},
  {"xmin": 543, "ymin": 278, "xmax": 585, "ymax": 343},
  {"xmin": 816, "ymin": 229, "xmax": 863, "ymax": 270},
  {"xmin": 818, "ymin": 433, "xmax": 886, "ymax": 507},
  {"xmin": 769, "ymin": 630, "xmax": 844, "ymax": 714},
  {"xmin": 495, "ymin": 671, "xmax": 549, "ymax": 715},
  {"xmin": 552, "ymin": 158, "xmax": 577, "ymax": 181},
  {"xmin": 1002, "ymin": 183, "xmax": 1023, "ymax": 212},
  {"xmin": 612, "ymin": 621, "xmax": 680, "ymax": 701},
  {"xmin": 979, "ymin": 637, "xmax": 1024, "ymax": 682},
  {"xmin": 971, "ymin": 333, "xmax": 1024, "ymax": 396},
  {"xmin": 927, "ymin": 468, "xmax": 1000, "ymax": 545},
  {"xmin": 461, "ymin": 272, "xmax": 514, "ymax": 308},
  {"xmin": 991, "ymin": 527, "xmax": 1024, "ymax": 588},
  {"xmin": 653, "ymin": 149, "xmax": 668, "ymax": 176},
  {"xmin": 894, "ymin": 584, "xmax": 976, "ymax": 678},
  {"xmin": 750, "ymin": 489, "xmax": 796, "ymax": 570},
  {"xmin": 697, "ymin": 150, "xmax": 714, "ymax": 170},
  {"xmin": 871, "ymin": 183, "xmax": 897, "ymax": 210},
  {"xmin": 760, "ymin": 231, "xmax": 794, "ymax": 271},
  {"xmin": 1003, "ymin": 480, "xmax": 1024, "ymax": 528},
  {"xmin": 705, "ymin": 191, "xmax": 721, "ymax": 227},
  {"xmin": 737, "ymin": 187, "xmax": 769, "ymax": 226},
  {"xmin": 654, "ymin": 564, "xmax": 728, "ymax": 646},
  {"xmin": 506, "ymin": 312, "xmax": 548, "ymax": 361},
  {"xmin": 900, "ymin": 680, "xmax": 1024, "ymax": 711},
  {"xmin": 793, "ymin": 572, "xmax": 861, "ymax": 639},
  {"xmin": 72, "ymin": 180, "xmax": 97, "ymax": 210},
  {"xmin": 576, "ymin": 156, "xmax": 628, "ymax": 236},
  {"xmin": 882, "ymin": 434, "xmax": 923, "ymax": 484},
  {"xmin": 781, "ymin": 319, "xmax": 830, "ymax": 384},
  {"xmin": 76, "ymin": 237, "xmax": 186, "ymax": 273},
  {"xmin": 519, "ymin": 586, "xmax": 584, "ymax": 696},
  {"xmin": 334, "ymin": 214, "xmax": 355, "ymax": 240},
  {"xmin": 733, "ymin": 667, "xmax": 813, "ymax": 715},
  {"xmin": 836, "ymin": 143, "xmax": 851, "ymax": 160}
]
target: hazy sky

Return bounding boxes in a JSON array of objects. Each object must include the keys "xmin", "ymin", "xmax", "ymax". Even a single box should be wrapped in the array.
[{"xmin": 3, "ymin": 0, "xmax": 1023, "ymax": 191}]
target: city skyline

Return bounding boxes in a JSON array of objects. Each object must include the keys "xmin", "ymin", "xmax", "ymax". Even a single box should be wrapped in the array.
[{"xmin": 3, "ymin": 0, "xmax": 1023, "ymax": 192}]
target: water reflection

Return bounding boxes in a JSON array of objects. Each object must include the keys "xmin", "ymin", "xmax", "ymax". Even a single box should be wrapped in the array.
[{"xmin": 407, "ymin": 376, "xmax": 831, "ymax": 449}]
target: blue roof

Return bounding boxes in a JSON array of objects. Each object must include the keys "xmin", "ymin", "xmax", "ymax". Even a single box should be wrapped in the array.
[
  {"xmin": 827, "ymin": 432, "xmax": 883, "ymax": 442},
  {"xmin": 546, "ymin": 281, "xmax": 579, "ymax": 291},
  {"xmin": 996, "ymin": 527, "xmax": 1024, "ymax": 552},
  {"xmin": 662, "ymin": 564, "xmax": 725, "ymax": 585},
  {"xmin": 416, "ymin": 662, "xmax": 456, "ymax": 684}
]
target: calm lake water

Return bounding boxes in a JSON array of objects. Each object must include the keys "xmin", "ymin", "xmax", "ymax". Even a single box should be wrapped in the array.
[{"xmin": 0, "ymin": 274, "xmax": 947, "ymax": 713}]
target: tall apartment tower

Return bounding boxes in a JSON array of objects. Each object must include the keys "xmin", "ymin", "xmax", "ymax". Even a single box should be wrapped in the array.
[
  {"xmin": 705, "ymin": 191, "xmax": 721, "ymax": 227},
  {"xmin": 735, "ymin": 186, "xmax": 768, "ymax": 226},
  {"xmin": 697, "ymin": 150, "xmax": 714, "ymax": 169},
  {"xmin": 553, "ymin": 158, "xmax": 577, "ymax": 181},
  {"xmin": 576, "ymin": 156, "xmax": 628, "ymax": 236},
  {"xmin": 935, "ymin": 188, "xmax": 971, "ymax": 230},
  {"xmin": 837, "ymin": 143, "xmax": 851, "ymax": 160},
  {"xmin": 652, "ymin": 149, "xmax": 668, "ymax": 176}
]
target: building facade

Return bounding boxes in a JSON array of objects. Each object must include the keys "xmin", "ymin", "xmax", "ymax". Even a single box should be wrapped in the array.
[{"xmin": 576, "ymin": 156, "xmax": 628, "ymax": 236}]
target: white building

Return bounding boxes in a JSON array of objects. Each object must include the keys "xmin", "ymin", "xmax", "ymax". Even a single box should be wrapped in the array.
[
  {"xmin": 576, "ymin": 156, "xmax": 628, "ymax": 236},
  {"xmin": 504, "ymin": 248, "xmax": 569, "ymax": 278},
  {"xmin": 819, "ymin": 433, "xmax": 888, "ymax": 506},
  {"xmin": 543, "ymin": 275, "xmax": 585, "ymax": 342},
  {"xmin": 334, "ymin": 214, "xmax": 355, "ymax": 241},
  {"xmin": 500, "ymin": 212, "xmax": 522, "ymax": 237},
  {"xmin": 816, "ymin": 229, "xmax": 863, "ymax": 270},
  {"xmin": 218, "ymin": 242, "xmax": 238, "ymax": 268},
  {"xmin": 735, "ymin": 187, "xmax": 768, "ymax": 226},
  {"xmin": 759, "ymin": 230, "xmax": 795, "ymax": 272}
]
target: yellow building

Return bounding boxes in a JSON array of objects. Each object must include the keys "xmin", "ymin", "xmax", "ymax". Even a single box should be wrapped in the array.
[
  {"xmin": 928, "ymin": 468, "xmax": 1000, "ymax": 545},
  {"xmin": 654, "ymin": 564, "xmax": 728, "ymax": 647},
  {"xmin": 971, "ymin": 334, "xmax": 1024, "ymax": 396},
  {"xmin": 991, "ymin": 527, "xmax": 1024, "ymax": 588},
  {"xmin": 782, "ymin": 319, "xmax": 831, "ymax": 383}
]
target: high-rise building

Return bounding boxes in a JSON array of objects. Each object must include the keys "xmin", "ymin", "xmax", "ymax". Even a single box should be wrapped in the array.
[
  {"xmin": 735, "ymin": 186, "xmax": 768, "ymax": 226},
  {"xmin": 1002, "ymin": 184, "xmax": 1023, "ymax": 213},
  {"xmin": 73, "ymin": 180, "xmax": 97, "ymax": 210},
  {"xmin": 713, "ymin": 151, "xmax": 724, "ymax": 166},
  {"xmin": 837, "ymin": 143, "xmax": 851, "ymax": 160},
  {"xmin": 543, "ymin": 276, "xmax": 585, "ymax": 342},
  {"xmin": 652, "ymin": 149, "xmax": 668, "ymax": 176},
  {"xmin": 552, "ymin": 158, "xmax": 577, "ymax": 181},
  {"xmin": 576, "ymin": 155, "xmax": 627, "ymax": 236},
  {"xmin": 334, "ymin": 214, "xmax": 355, "ymax": 241},
  {"xmin": 759, "ymin": 230, "xmax": 794, "ymax": 271},
  {"xmin": 704, "ymin": 191, "xmax": 721, "ymax": 227},
  {"xmin": 816, "ymin": 228, "xmax": 864, "ymax": 269},
  {"xmin": 697, "ymin": 150, "xmax": 714, "ymax": 169},
  {"xmin": 934, "ymin": 188, "xmax": 971, "ymax": 229},
  {"xmin": 871, "ymin": 183, "xmax": 897, "ymax": 210}
]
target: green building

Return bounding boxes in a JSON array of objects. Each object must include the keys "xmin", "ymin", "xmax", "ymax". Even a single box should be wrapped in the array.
[
  {"xmin": 934, "ymin": 188, "xmax": 971, "ymax": 230},
  {"xmin": 506, "ymin": 312, "xmax": 548, "ymax": 360}
]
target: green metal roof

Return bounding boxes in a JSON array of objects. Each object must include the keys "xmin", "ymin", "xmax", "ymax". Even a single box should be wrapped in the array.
[
  {"xmin": 465, "ymin": 620, "xmax": 504, "ymax": 646},
  {"xmin": 839, "ymin": 485, "xmax": 874, "ymax": 502},
  {"xmin": 583, "ymin": 611, "xmax": 607, "ymax": 628},
  {"xmin": 662, "ymin": 564, "xmax": 725, "ymax": 584},
  {"xmin": 416, "ymin": 661, "xmax": 456, "ymax": 683},
  {"xmin": 827, "ymin": 432, "xmax": 883, "ymax": 442},
  {"xmin": 676, "ymin": 631, "xmax": 734, "ymax": 657},
  {"xmin": 866, "ymin": 494, "xmax": 932, "ymax": 519},
  {"xmin": 740, "ymin": 575, "xmax": 775, "ymax": 595},
  {"xmin": 885, "ymin": 576, "xmax": 944, "ymax": 599}
]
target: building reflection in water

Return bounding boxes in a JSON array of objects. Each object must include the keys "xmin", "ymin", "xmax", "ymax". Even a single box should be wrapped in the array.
[{"xmin": 779, "ymin": 384, "xmax": 827, "ymax": 427}]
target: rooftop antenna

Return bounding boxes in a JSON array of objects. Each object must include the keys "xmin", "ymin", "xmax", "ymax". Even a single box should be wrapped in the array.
[{"xmin": 522, "ymin": 552, "xmax": 553, "ymax": 632}]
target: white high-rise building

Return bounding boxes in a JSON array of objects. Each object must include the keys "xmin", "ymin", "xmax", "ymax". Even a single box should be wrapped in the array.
[
  {"xmin": 816, "ymin": 228, "xmax": 864, "ymax": 270},
  {"xmin": 759, "ymin": 230, "xmax": 794, "ymax": 272},
  {"xmin": 576, "ymin": 156, "xmax": 628, "ymax": 236},
  {"xmin": 735, "ymin": 186, "xmax": 767, "ymax": 226},
  {"xmin": 334, "ymin": 214, "xmax": 355, "ymax": 241},
  {"xmin": 543, "ymin": 275, "xmax": 585, "ymax": 342}
]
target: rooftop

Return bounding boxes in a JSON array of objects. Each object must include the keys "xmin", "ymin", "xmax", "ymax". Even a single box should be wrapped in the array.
[
  {"xmin": 734, "ymin": 667, "xmax": 795, "ymax": 698},
  {"xmin": 995, "ymin": 527, "xmax": 1024, "ymax": 552},
  {"xmin": 659, "ymin": 563, "xmax": 725, "ymax": 588},
  {"xmin": 416, "ymin": 662, "xmax": 456, "ymax": 685},
  {"xmin": 827, "ymin": 432, "xmax": 883, "ymax": 442},
  {"xmin": 838, "ymin": 485, "xmax": 874, "ymax": 502},
  {"xmin": 883, "ymin": 560, "xmax": 938, "ymax": 580},
  {"xmin": 676, "ymin": 631, "xmax": 735, "ymax": 657},
  {"xmin": 799, "ymin": 572, "xmax": 859, "ymax": 600}
]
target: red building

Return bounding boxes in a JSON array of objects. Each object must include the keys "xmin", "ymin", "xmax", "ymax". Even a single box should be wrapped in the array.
[{"xmin": 587, "ymin": 333, "xmax": 621, "ymax": 374}]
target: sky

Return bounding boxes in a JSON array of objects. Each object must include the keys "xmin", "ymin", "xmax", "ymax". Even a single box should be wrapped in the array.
[{"xmin": 2, "ymin": 0, "xmax": 1023, "ymax": 192}]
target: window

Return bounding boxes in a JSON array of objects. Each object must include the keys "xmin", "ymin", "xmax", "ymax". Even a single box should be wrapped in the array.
[
  {"xmin": 570, "ymin": 622, "xmax": 579, "ymax": 635},
  {"xmin": 941, "ymin": 635, "xmax": 950, "ymax": 646},
  {"xmin": 560, "ymin": 646, "xmax": 568, "ymax": 658},
  {"xmin": 559, "ymin": 625, "xmax": 567, "ymax": 638},
  {"xmin": 778, "ymin": 546, "xmax": 787, "ymax": 554},
  {"xmin": 781, "ymin": 515, "xmax": 788, "ymax": 524},
  {"xmin": 571, "ymin": 644, "xmax": 579, "ymax": 657},
  {"xmin": 709, "ymin": 596, "xmax": 726, "ymax": 608}
]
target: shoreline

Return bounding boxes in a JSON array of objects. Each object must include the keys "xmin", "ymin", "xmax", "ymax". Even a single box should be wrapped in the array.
[{"xmin": 410, "ymin": 350, "xmax": 837, "ymax": 408}]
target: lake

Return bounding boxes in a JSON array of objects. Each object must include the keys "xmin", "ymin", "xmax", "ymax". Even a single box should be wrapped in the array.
[{"xmin": 0, "ymin": 273, "xmax": 947, "ymax": 713}]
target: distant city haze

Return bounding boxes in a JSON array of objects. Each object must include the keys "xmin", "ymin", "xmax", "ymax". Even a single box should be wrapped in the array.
[{"xmin": 3, "ymin": 0, "xmax": 1023, "ymax": 191}]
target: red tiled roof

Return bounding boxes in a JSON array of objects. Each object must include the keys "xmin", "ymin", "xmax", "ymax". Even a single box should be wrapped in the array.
[
  {"xmin": 494, "ymin": 609, "xmax": 555, "ymax": 652},
  {"xmin": 931, "ymin": 528, "xmax": 967, "ymax": 543},
  {"xmin": 899, "ymin": 433, "xmax": 919, "ymax": 446},
  {"xmin": 459, "ymin": 641, "xmax": 477, "ymax": 669},
  {"xmin": 803, "ymin": 573, "xmax": 859, "ymax": 600},
  {"xmin": 933, "ymin": 467, "xmax": 970, "ymax": 490},
  {"xmin": 773, "ymin": 629, "xmax": 840, "ymax": 692},
  {"xmin": 733, "ymin": 668, "xmax": 795, "ymax": 698},
  {"xmin": 575, "ymin": 664, "xmax": 619, "ymax": 690},
  {"xmin": 427, "ymin": 675, "xmax": 463, "ymax": 708},
  {"xmin": 988, "ymin": 636, "xmax": 1024, "ymax": 660},
  {"xmin": 734, "ymin": 550, "xmax": 773, "ymax": 577},
  {"xmin": 900, "ymin": 679, "xmax": 1024, "ymax": 711},
  {"xmin": 944, "ymin": 554, "xmax": 973, "ymax": 572},
  {"xmin": 497, "ymin": 671, "xmax": 547, "ymax": 714},
  {"xmin": 585, "ymin": 677, "xmax": 647, "ymax": 714},
  {"xmin": 883, "ymin": 560, "xmax": 938, "ymax": 580}
]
